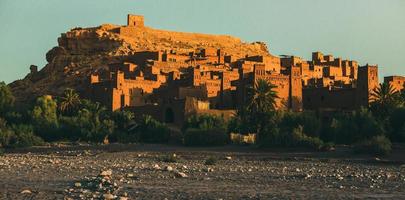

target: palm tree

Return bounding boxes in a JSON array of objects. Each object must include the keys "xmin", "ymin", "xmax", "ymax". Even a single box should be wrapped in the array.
[
  {"xmin": 59, "ymin": 88, "xmax": 81, "ymax": 115},
  {"xmin": 370, "ymin": 82, "xmax": 399, "ymax": 107},
  {"xmin": 370, "ymin": 82, "xmax": 400, "ymax": 118},
  {"xmin": 244, "ymin": 79, "xmax": 279, "ymax": 134},
  {"xmin": 246, "ymin": 79, "xmax": 279, "ymax": 114}
]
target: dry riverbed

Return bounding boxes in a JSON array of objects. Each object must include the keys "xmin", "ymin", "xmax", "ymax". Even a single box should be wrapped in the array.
[{"xmin": 0, "ymin": 144, "xmax": 404, "ymax": 199}]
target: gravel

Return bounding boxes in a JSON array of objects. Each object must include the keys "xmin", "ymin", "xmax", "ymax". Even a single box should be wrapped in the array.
[{"xmin": 0, "ymin": 144, "xmax": 404, "ymax": 199}]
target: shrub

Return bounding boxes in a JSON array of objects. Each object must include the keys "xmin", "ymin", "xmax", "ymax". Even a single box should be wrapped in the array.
[
  {"xmin": 204, "ymin": 156, "xmax": 218, "ymax": 165},
  {"xmin": 258, "ymin": 125, "xmax": 324, "ymax": 150},
  {"xmin": 126, "ymin": 115, "xmax": 171, "ymax": 144},
  {"xmin": 389, "ymin": 107, "xmax": 405, "ymax": 142},
  {"xmin": 0, "ymin": 82, "xmax": 15, "ymax": 115},
  {"xmin": 354, "ymin": 135, "xmax": 392, "ymax": 156},
  {"xmin": 183, "ymin": 114, "xmax": 227, "ymax": 132},
  {"xmin": 321, "ymin": 108, "xmax": 385, "ymax": 144},
  {"xmin": 111, "ymin": 110, "xmax": 134, "ymax": 130},
  {"xmin": 291, "ymin": 126, "xmax": 324, "ymax": 150},
  {"xmin": 184, "ymin": 128, "xmax": 229, "ymax": 146},
  {"xmin": 0, "ymin": 124, "xmax": 44, "ymax": 148},
  {"xmin": 31, "ymin": 95, "xmax": 59, "ymax": 141},
  {"xmin": 10, "ymin": 124, "xmax": 44, "ymax": 147},
  {"xmin": 59, "ymin": 109, "xmax": 115, "ymax": 143},
  {"xmin": 280, "ymin": 111, "xmax": 321, "ymax": 138},
  {"xmin": 0, "ymin": 128, "xmax": 14, "ymax": 148}
]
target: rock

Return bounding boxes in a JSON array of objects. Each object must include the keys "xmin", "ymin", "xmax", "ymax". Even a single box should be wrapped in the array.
[
  {"xmin": 103, "ymin": 193, "xmax": 117, "ymax": 199},
  {"xmin": 126, "ymin": 173, "xmax": 134, "ymax": 178},
  {"xmin": 20, "ymin": 189, "xmax": 32, "ymax": 194},
  {"xmin": 175, "ymin": 171, "xmax": 188, "ymax": 178},
  {"xmin": 74, "ymin": 182, "xmax": 82, "ymax": 187},
  {"xmin": 153, "ymin": 164, "xmax": 161, "ymax": 170},
  {"xmin": 204, "ymin": 167, "xmax": 214, "ymax": 172},
  {"xmin": 119, "ymin": 197, "xmax": 128, "ymax": 200},
  {"xmin": 165, "ymin": 166, "xmax": 173, "ymax": 172},
  {"xmin": 225, "ymin": 156, "xmax": 232, "ymax": 160},
  {"xmin": 100, "ymin": 170, "xmax": 113, "ymax": 177}
]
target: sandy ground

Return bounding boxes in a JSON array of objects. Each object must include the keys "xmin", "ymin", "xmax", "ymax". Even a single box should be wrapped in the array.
[{"xmin": 0, "ymin": 144, "xmax": 404, "ymax": 200}]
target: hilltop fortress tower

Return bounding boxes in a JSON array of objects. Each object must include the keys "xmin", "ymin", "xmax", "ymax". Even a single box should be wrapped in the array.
[{"xmin": 127, "ymin": 14, "xmax": 144, "ymax": 27}]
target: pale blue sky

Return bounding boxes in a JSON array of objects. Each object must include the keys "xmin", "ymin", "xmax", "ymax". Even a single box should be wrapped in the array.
[{"xmin": 0, "ymin": 0, "xmax": 404, "ymax": 83}]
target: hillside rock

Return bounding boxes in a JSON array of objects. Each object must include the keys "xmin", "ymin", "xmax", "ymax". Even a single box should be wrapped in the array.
[{"xmin": 9, "ymin": 17, "xmax": 271, "ymax": 104}]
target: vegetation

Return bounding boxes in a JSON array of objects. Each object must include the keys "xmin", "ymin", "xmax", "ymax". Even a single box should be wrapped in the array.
[
  {"xmin": 0, "ymin": 82, "xmax": 15, "ymax": 115},
  {"xmin": 0, "ymin": 79, "xmax": 404, "ymax": 156},
  {"xmin": 354, "ymin": 135, "xmax": 392, "ymax": 156}
]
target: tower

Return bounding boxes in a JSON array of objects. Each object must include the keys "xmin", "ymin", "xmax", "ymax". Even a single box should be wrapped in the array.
[
  {"xmin": 289, "ymin": 66, "xmax": 303, "ymax": 111},
  {"xmin": 357, "ymin": 64, "xmax": 379, "ymax": 107},
  {"xmin": 127, "ymin": 14, "xmax": 144, "ymax": 28}
]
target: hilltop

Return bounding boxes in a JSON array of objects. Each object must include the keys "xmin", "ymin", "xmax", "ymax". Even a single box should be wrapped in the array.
[{"xmin": 8, "ymin": 16, "xmax": 270, "ymax": 104}]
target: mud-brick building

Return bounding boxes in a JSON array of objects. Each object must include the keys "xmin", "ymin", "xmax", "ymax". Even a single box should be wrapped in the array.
[
  {"xmin": 384, "ymin": 76, "xmax": 405, "ymax": 92},
  {"xmin": 302, "ymin": 64, "xmax": 379, "ymax": 111},
  {"xmin": 87, "ymin": 14, "xmax": 390, "ymax": 125}
]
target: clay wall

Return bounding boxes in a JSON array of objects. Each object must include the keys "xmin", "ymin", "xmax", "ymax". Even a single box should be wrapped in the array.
[
  {"xmin": 384, "ymin": 76, "xmax": 405, "ymax": 92},
  {"xmin": 303, "ymin": 87, "xmax": 357, "ymax": 110}
]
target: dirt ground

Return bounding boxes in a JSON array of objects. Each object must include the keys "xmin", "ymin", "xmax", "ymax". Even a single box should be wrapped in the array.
[{"xmin": 0, "ymin": 144, "xmax": 404, "ymax": 200}]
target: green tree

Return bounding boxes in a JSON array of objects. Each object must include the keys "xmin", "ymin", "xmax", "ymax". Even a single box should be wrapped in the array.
[
  {"xmin": 111, "ymin": 110, "xmax": 135, "ymax": 130},
  {"xmin": 370, "ymin": 82, "xmax": 400, "ymax": 119},
  {"xmin": 58, "ymin": 88, "xmax": 81, "ymax": 116},
  {"xmin": 0, "ymin": 82, "xmax": 15, "ymax": 115},
  {"xmin": 247, "ymin": 79, "xmax": 278, "ymax": 114},
  {"xmin": 245, "ymin": 79, "xmax": 279, "ymax": 134},
  {"xmin": 31, "ymin": 95, "xmax": 59, "ymax": 140},
  {"xmin": 183, "ymin": 114, "xmax": 226, "ymax": 132}
]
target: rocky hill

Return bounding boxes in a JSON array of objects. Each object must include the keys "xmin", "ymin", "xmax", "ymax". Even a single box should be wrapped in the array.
[{"xmin": 9, "ymin": 16, "xmax": 271, "ymax": 104}]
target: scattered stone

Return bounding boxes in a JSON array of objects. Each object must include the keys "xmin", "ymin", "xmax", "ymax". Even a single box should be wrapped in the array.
[
  {"xmin": 103, "ymin": 193, "xmax": 116, "ymax": 199},
  {"xmin": 205, "ymin": 167, "xmax": 214, "ymax": 172},
  {"xmin": 74, "ymin": 182, "xmax": 82, "ymax": 187},
  {"xmin": 175, "ymin": 171, "xmax": 188, "ymax": 178},
  {"xmin": 100, "ymin": 170, "xmax": 113, "ymax": 177},
  {"xmin": 225, "ymin": 156, "xmax": 232, "ymax": 160},
  {"xmin": 153, "ymin": 164, "xmax": 161, "ymax": 170},
  {"xmin": 165, "ymin": 166, "xmax": 173, "ymax": 172},
  {"xmin": 20, "ymin": 189, "xmax": 32, "ymax": 194}
]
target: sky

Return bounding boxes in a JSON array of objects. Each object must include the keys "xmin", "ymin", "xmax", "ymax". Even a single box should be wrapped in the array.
[{"xmin": 0, "ymin": 0, "xmax": 404, "ymax": 83}]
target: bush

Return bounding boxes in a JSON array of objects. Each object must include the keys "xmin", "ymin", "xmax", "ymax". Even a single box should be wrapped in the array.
[
  {"xmin": 184, "ymin": 128, "xmax": 229, "ymax": 146},
  {"xmin": 0, "ymin": 82, "xmax": 15, "ymax": 115},
  {"xmin": 0, "ymin": 124, "xmax": 44, "ymax": 148},
  {"xmin": 183, "ymin": 114, "xmax": 227, "ymax": 132},
  {"xmin": 389, "ymin": 107, "xmax": 405, "ymax": 142},
  {"xmin": 280, "ymin": 111, "xmax": 321, "ymax": 138},
  {"xmin": 10, "ymin": 124, "xmax": 44, "ymax": 147},
  {"xmin": 58, "ymin": 110, "xmax": 115, "ymax": 143},
  {"xmin": 354, "ymin": 135, "xmax": 392, "ymax": 156},
  {"xmin": 31, "ymin": 95, "xmax": 59, "ymax": 141},
  {"xmin": 126, "ymin": 115, "xmax": 171, "ymax": 144},
  {"xmin": 321, "ymin": 108, "xmax": 385, "ymax": 144},
  {"xmin": 291, "ymin": 126, "xmax": 324, "ymax": 150},
  {"xmin": 258, "ymin": 125, "xmax": 324, "ymax": 150}
]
